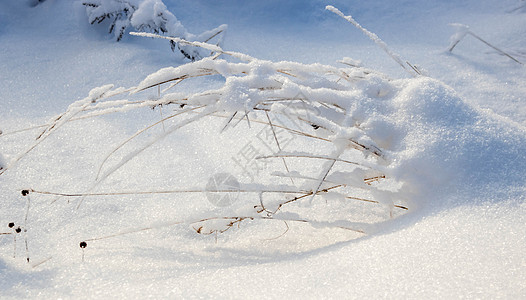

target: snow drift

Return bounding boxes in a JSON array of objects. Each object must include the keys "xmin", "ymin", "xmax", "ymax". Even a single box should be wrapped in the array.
[{"xmin": 1, "ymin": 0, "xmax": 525, "ymax": 298}]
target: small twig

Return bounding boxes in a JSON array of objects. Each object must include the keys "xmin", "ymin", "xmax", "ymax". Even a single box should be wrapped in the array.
[
  {"xmin": 269, "ymin": 185, "xmax": 344, "ymax": 214},
  {"xmin": 467, "ymin": 31, "xmax": 523, "ymax": 65},
  {"xmin": 257, "ymin": 192, "xmax": 273, "ymax": 216},
  {"xmin": 364, "ymin": 175, "xmax": 386, "ymax": 185}
]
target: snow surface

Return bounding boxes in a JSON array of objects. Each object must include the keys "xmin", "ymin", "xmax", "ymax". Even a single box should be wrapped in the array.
[{"xmin": 1, "ymin": 0, "xmax": 526, "ymax": 298}]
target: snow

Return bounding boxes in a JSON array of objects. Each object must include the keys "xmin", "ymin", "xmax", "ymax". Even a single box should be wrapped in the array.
[{"xmin": 1, "ymin": 0, "xmax": 526, "ymax": 298}]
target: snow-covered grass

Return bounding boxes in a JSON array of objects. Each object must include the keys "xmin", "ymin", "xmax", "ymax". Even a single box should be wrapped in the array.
[{"xmin": 1, "ymin": 0, "xmax": 525, "ymax": 298}]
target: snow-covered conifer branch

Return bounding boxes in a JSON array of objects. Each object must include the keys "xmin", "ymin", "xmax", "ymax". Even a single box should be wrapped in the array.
[{"xmin": 82, "ymin": 0, "xmax": 227, "ymax": 61}]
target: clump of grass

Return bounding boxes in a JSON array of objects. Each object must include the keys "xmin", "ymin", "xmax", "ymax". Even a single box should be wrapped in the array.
[
  {"xmin": 19, "ymin": 36, "xmax": 406, "ymax": 242},
  {"xmin": 3, "ymin": 6, "xmax": 414, "ymax": 254}
]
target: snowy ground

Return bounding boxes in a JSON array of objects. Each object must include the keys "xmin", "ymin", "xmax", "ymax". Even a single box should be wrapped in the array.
[{"xmin": 1, "ymin": 0, "xmax": 525, "ymax": 298}]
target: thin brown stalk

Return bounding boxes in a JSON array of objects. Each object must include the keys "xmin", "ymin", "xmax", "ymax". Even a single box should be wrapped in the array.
[
  {"xmin": 276, "ymin": 69, "xmax": 297, "ymax": 77},
  {"xmin": 364, "ymin": 175, "xmax": 386, "ymax": 185},
  {"xmin": 269, "ymin": 184, "xmax": 344, "ymax": 214},
  {"xmin": 467, "ymin": 32, "xmax": 523, "ymax": 65}
]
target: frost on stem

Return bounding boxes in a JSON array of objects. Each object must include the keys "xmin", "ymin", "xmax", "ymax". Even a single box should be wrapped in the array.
[
  {"xmin": 326, "ymin": 5, "xmax": 421, "ymax": 77},
  {"xmin": 82, "ymin": 0, "xmax": 227, "ymax": 61}
]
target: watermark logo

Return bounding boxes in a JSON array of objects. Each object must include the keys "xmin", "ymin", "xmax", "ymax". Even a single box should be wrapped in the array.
[{"xmin": 205, "ymin": 173, "xmax": 240, "ymax": 207}]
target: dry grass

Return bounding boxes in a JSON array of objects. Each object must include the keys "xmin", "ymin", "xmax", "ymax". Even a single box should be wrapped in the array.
[{"xmin": 1, "ymin": 6, "xmax": 413, "ymax": 251}]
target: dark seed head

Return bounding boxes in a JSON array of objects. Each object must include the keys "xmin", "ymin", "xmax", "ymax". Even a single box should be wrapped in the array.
[
  {"xmin": 15, "ymin": 227, "xmax": 21, "ymax": 233},
  {"xmin": 80, "ymin": 241, "xmax": 87, "ymax": 248},
  {"xmin": 8, "ymin": 222, "xmax": 15, "ymax": 228},
  {"xmin": 21, "ymin": 190, "xmax": 30, "ymax": 196}
]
